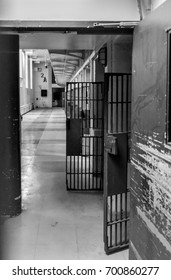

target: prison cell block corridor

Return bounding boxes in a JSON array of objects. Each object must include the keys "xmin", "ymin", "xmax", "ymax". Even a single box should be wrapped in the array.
[{"xmin": 1, "ymin": 108, "xmax": 128, "ymax": 260}]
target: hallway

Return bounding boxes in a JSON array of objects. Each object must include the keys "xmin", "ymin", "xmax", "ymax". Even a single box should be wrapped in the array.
[{"xmin": 2, "ymin": 108, "xmax": 128, "ymax": 260}]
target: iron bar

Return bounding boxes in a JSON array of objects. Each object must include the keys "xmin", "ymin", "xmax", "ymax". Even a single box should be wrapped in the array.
[
  {"xmin": 66, "ymin": 82, "xmax": 103, "ymax": 191},
  {"xmin": 108, "ymin": 217, "xmax": 130, "ymax": 226},
  {"xmin": 104, "ymin": 73, "xmax": 131, "ymax": 254},
  {"xmin": 120, "ymin": 194, "xmax": 123, "ymax": 244},
  {"xmin": 111, "ymin": 76, "xmax": 113, "ymax": 133},
  {"xmin": 121, "ymin": 76, "xmax": 124, "ymax": 132}
]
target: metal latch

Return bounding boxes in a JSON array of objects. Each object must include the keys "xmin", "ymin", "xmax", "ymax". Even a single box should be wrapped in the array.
[{"xmin": 104, "ymin": 136, "xmax": 118, "ymax": 155}]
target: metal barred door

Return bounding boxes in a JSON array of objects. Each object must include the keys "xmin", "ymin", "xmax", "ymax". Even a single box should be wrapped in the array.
[
  {"xmin": 66, "ymin": 82, "xmax": 104, "ymax": 191},
  {"xmin": 104, "ymin": 73, "xmax": 131, "ymax": 254}
]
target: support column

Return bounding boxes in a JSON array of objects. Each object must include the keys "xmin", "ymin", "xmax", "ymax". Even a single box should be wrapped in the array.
[{"xmin": 0, "ymin": 34, "xmax": 21, "ymax": 216}]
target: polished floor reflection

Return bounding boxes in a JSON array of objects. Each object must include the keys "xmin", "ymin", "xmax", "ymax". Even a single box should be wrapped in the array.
[{"xmin": 2, "ymin": 108, "xmax": 128, "ymax": 259}]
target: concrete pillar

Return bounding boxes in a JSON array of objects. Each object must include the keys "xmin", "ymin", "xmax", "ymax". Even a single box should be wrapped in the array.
[
  {"xmin": 95, "ymin": 60, "xmax": 105, "ymax": 82},
  {"xmin": 0, "ymin": 34, "xmax": 21, "ymax": 217}
]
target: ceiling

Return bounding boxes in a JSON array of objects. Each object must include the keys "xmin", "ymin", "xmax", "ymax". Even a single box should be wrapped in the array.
[
  {"xmin": 2, "ymin": 1, "xmax": 165, "ymax": 86},
  {"xmin": 30, "ymin": 49, "xmax": 50, "ymax": 63},
  {"xmin": 0, "ymin": 0, "xmax": 140, "ymax": 22},
  {"xmin": 20, "ymin": 33, "xmax": 111, "ymax": 50},
  {"xmin": 1, "ymin": 0, "xmax": 153, "ymax": 87},
  {"xmin": 49, "ymin": 50, "xmax": 91, "ymax": 85},
  {"xmin": 22, "ymin": 32, "xmax": 112, "ymax": 86},
  {"xmin": 20, "ymin": 28, "xmax": 133, "ymax": 86}
]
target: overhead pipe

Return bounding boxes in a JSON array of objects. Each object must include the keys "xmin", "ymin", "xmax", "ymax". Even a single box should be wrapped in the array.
[{"xmin": 93, "ymin": 21, "xmax": 139, "ymax": 27}]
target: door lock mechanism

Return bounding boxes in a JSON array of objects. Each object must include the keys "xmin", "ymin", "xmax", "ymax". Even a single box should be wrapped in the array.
[{"xmin": 105, "ymin": 136, "xmax": 118, "ymax": 155}]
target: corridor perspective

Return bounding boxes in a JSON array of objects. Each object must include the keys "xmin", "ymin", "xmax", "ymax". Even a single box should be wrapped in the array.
[
  {"xmin": 1, "ymin": 0, "xmax": 171, "ymax": 261},
  {"xmin": 1, "ymin": 108, "xmax": 128, "ymax": 260}
]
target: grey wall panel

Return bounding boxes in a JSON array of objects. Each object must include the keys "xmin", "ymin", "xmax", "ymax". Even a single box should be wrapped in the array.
[{"xmin": 130, "ymin": 1, "xmax": 171, "ymax": 259}]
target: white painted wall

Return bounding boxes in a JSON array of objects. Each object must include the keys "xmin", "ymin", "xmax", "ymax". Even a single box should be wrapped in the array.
[
  {"xmin": 20, "ymin": 50, "xmax": 33, "ymax": 115},
  {"xmin": 0, "ymin": 0, "xmax": 139, "ymax": 21},
  {"xmin": 33, "ymin": 62, "xmax": 52, "ymax": 108}
]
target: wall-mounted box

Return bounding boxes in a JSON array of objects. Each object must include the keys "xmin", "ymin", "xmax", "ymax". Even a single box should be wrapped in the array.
[{"xmin": 104, "ymin": 135, "xmax": 118, "ymax": 155}]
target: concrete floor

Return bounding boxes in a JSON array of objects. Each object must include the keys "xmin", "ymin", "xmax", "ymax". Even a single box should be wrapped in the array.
[{"xmin": 1, "ymin": 108, "xmax": 128, "ymax": 260}]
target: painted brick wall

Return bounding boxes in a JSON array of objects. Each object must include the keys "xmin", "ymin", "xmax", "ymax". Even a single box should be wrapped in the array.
[{"xmin": 33, "ymin": 62, "xmax": 52, "ymax": 108}]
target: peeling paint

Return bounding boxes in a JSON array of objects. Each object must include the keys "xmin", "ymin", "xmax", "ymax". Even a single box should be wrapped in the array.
[
  {"xmin": 14, "ymin": 195, "xmax": 21, "ymax": 201},
  {"xmin": 137, "ymin": 207, "xmax": 171, "ymax": 253},
  {"xmin": 131, "ymin": 132, "xmax": 171, "ymax": 254}
]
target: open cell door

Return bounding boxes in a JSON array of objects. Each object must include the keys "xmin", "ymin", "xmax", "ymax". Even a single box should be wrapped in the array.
[
  {"xmin": 104, "ymin": 73, "xmax": 131, "ymax": 254},
  {"xmin": 66, "ymin": 82, "xmax": 104, "ymax": 191}
]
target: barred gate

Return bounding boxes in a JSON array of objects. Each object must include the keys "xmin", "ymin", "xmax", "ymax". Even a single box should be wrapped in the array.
[
  {"xmin": 66, "ymin": 82, "xmax": 104, "ymax": 191},
  {"xmin": 104, "ymin": 73, "xmax": 131, "ymax": 254}
]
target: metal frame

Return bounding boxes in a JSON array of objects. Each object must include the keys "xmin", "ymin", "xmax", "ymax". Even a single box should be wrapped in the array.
[
  {"xmin": 167, "ymin": 30, "xmax": 171, "ymax": 143},
  {"xmin": 104, "ymin": 192, "xmax": 130, "ymax": 254},
  {"xmin": 66, "ymin": 82, "xmax": 104, "ymax": 191},
  {"xmin": 0, "ymin": 26, "xmax": 134, "ymax": 35},
  {"xmin": 104, "ymin": 73, "xmax": 131, "ymax": 254}
]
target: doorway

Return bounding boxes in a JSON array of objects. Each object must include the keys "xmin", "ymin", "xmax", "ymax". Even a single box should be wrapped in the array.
[
  {"xmin": 0, "ymin": 28, "xmax": 133, "ymax": 259},
  {"xmin": 52, "ymin": 87, "xmax": 64, "ymax": 107}
]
